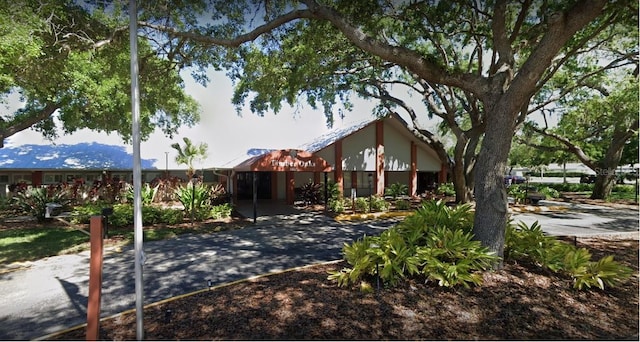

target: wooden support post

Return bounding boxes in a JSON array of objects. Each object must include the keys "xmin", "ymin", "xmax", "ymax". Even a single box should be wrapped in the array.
[{"xmin": 86, "ymin": 216, "xmax": 104, "ymax": 341}]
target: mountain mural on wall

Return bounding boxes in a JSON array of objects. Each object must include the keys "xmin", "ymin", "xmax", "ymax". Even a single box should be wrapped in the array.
[{"xmin": 0, "ymin": 143, "xmax": 158, "ymax": 170}]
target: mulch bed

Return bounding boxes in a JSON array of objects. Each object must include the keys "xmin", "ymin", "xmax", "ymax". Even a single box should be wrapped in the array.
[{"xmin": 51, "ymin": 237, "xmax": 638, "ymax": 340}]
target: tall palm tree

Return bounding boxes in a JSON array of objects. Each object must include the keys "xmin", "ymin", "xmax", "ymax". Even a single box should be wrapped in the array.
[{"xmin": 171, "ymin": 137, "xmax": 208, "ymax": 179}]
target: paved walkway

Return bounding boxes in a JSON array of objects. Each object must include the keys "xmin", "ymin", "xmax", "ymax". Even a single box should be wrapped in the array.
[
  {"xmin": 0, "ymin": 205, "xmax": 398, "ymax": 341},
  {"xmin": 0, "ymin": 200, "xmax": 637, "ymax": 340}
]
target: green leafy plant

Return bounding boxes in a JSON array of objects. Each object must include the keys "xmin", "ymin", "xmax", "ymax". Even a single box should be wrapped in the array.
[
  {"xmin": 328, "ymin": 197, "xmax": 347, "ymax": 214},
  {"xmin": 210, "ymin": 203, "xmax": 233, "ymax": 219},
  {"xmin": 12, "ymin": 187, "xmax": 73, "ymax": 222},
  {"xmin": 416, "ymin": 227, "xmax": 498, "ymax": 288},
  {"xmin": 176, "ymin": 184, "xmax": 210, "ymax": 218},
  {"xmin": 384, "ymin": 182, "xmax": 408, "ymax": 199},
  {"xmin": 539, "ymin": 186, "xmax": 560, "ymax": 199},
  {"xmin": 354, "ymin": 197, "xmax": 369, "ymax": 213},
  {"xmin": 125, "ymin": 183, "xmax": 159, "ymax": 205},
  {"xmin": 505, "ymin": 221, "xmax": 633, "ymax": 290},
  {"xmin": 436, "ymin": 182, "xmax": 455, "ymax": 196},
  {"xmin": 413, "ymin": 200, "xmax": 474, "ymax": 233},
  {"xmin": 507, "ymin": 185, "xmax": 527, "ymax": 204},
  {"xmin": 571, "ymin": 255, "xmax": 633, "ymax": 290},
  {"xmin": 394, "ymin": 199, "xmax": 411, "ymax": 210},
  {"xmin": 329, "ymin": 200, "xmax": 497, "ymax": 289},
  {"xmin": 369, "ymin": 195, "xmax": 390, "ymax": 212}
]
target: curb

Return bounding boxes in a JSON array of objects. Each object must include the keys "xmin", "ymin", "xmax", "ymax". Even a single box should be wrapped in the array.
[
  {"xmin": 35, "ymin": 260, "xmax": 344, "ymax": 341},
  {"xmin": 334, "ymin": 211, "xmax": 413, "ymax": 222},
  {"xmin": 509, "ymin": 205, "xmax": 570, "ymax": 213}
]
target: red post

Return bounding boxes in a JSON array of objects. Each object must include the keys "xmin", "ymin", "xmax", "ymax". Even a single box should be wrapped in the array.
[{"xmin": 86, "ymin": 216, "xmax": 104, "ymax": 341}]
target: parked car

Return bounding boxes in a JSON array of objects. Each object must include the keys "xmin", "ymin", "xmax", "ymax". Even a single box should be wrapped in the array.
[
  {"xmin": 580, "ymin": 175, "xmax": 597, "ymax": 184},
  {"xmin": 504, "ymin": 175, "xmax": 526, "ymax": 185}
]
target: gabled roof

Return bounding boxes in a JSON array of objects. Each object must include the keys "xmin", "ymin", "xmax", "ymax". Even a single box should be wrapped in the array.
[
  {"xmin": 297, "ymin": 116, "xmax": 374, "ymax": 153},
  {"xmin": 215, "ymin": 113, "xmax": 427, "ymax": 170},
  {"xmin": 0, "ymin": 143, "xmax": 157, "ymax": 170}
]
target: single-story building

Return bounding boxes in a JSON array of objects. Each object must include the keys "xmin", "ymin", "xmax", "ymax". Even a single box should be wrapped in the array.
[
  {"xmin": 213, "ymin": 113, "xmax": 448, "ymax": 204},
  {"xmin": 0, "ymin": 114, "xmax": 449, "ymax": 202}
]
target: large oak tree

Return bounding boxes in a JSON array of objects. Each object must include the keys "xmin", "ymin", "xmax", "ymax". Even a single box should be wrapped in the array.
[
  {"xmin": 135, "ymin": 0, "xmax": 636, "ymax": 262},
  {"xmin": 0, "ymin": 1, "xmax": 200, "ymax": 147}
]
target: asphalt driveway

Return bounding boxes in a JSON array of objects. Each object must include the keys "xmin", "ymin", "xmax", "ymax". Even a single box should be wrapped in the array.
[
  {"xmin": 0, "ymin": 201, "xmax": 637, "ymax": 340},
  {"xmin": 0, "ymin": 213, "xmax": 398, "ymax": 341}
]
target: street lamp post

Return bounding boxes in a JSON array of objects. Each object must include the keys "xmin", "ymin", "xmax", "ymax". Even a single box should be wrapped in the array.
[{"xmin": 368, "ymin": 173, "xmax": 373, "ymax": 213}]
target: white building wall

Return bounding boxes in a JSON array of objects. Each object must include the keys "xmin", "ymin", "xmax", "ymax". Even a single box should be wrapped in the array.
[
  {"xmin": 315, "ymin": 145, "xmax": 335, "ymax": 166},
  {"xmin": 342, "ymin": 124, "xmax": 376, "ymax": 171},
  {"xmin": 383, "ymin": 122, "xmax": 411, "ymax": 171},
  {"xmin": 417, "ymin": 145, "xmax": 441, "ymax": 171}
]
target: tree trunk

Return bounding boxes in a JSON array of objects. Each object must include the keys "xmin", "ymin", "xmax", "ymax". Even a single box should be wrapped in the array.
[
  {"xmin": 590, "ymin": 130, "xmax": 629, "ymax": 199},
  {"xmin": 452, "ymin": 136, "xmax": 472, "ymax": 203},
  {"xmin": 472, "ymin": 107, "xmax": 514, "ymax": 267},
  {"xmin": 452, "ymin": 162, "xmax": 473, "ymax": 203},
  {"xmin": 451, "ymin": 130, "xmax": 480, "ymax": 203},
  {"xmin": 591, "ymin": 173, "xmax": 617, "ymax": 199}
]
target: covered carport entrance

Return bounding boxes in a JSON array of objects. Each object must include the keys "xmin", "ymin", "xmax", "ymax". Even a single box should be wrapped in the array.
[{"xmin": 232, "ymin": 149, "xmax": 332, "ymax": 222}]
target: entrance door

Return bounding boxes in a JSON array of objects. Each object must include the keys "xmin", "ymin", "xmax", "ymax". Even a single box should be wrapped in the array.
[
  {"xmin": 237, "ymin": 172, "xmax": 272, "ymax": 200},
  {"xmin": 417, "ymin": 171, "xmax": 438, "ymax": 194}
]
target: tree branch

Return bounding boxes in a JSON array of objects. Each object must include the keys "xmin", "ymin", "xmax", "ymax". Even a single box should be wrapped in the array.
[
  {"xmin": 139, "ymin": 9, "xmax": 316, "ymax": 48},
  {"xmin": 528, "ymin": 126, "xmax": 596, "ymax": 169},
  {"xmin": 0, "ymin": 103, "xmax": 60, "ymax": 148}
]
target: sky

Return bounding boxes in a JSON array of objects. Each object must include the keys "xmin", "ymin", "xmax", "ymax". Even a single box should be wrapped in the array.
[{"xmin": 4, "ymin": 69, "xmax": 387, "ymax": 170}]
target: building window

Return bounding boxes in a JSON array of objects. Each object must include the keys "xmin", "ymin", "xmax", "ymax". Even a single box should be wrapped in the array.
[
  {"xmin": 13, "ymin": 174, "xmax": 32, "ymax": 183},
  {"xmin": 43, "ymin": 174, "xmax": 64, "ymax": 184},
  {"xmin": 0, "ymin": 175, "xmax": 8, "ymax": 183}
]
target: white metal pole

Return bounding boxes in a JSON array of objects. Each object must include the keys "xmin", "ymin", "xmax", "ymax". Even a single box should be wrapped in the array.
[{"xmin": 129, "ymin": 0, "xmax": 144, "ymax": 339}]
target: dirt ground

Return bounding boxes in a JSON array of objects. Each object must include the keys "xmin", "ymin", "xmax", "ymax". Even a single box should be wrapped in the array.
[{"xmin": 51, "ymin": 237, "xmax": 638, "ymax": 341}]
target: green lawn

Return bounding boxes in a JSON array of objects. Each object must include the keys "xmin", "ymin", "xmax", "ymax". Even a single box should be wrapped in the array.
[
  {"xmin": 0, "ymin": 222, "xmax": 244, "ymax": 265},
  {"xmin": 0, "ymin": 228, "xmax": 90, "ymax": 264}
]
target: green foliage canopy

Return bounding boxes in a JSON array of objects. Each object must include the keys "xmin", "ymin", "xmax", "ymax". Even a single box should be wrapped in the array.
[{"xmin": 0, "ymin": 1, "xmax": 200, "ymax": 146}]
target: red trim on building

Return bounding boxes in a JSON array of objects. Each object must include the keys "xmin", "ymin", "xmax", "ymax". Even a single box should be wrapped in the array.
[
  {"xmin": 439, "ymin": 163, "xmax": 448, "ymax": 183},
  {"xmin": 410, "ymin": 141, "xmax": 417, "ymax": 197},
  {"xmin": 32, "ymin": 171, "xmax": 43, "ymax": 187},
  {"xmin": 375, "ymin": 120, "xmax": 385, "ymax": 196},
  {"xmin": 334, "ymin": 140, "xmax": 343, "ymax": 196},
  {"xmin": 285, "ymin": 171, "xmax": 295, "ymax": 204}
]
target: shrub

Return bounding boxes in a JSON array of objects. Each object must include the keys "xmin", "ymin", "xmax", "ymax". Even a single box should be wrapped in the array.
[
  {"xmin": 208, "ymin": 183, "xmax": 229, "ymax": 206},
  {"xmin": 299, "ymin": 182, "xmax": 323, "ymax": 205},
  {"xmin": 370, "ymin": 195, "xmax": 390, "ymax": 212},
  {"xmin": 539, "ymin": 186, "xmax": 560, "ymax": 199},
  {"xmin": 505, "ymin": 221, "xmax": 633, "ymax": 290},
  {"xmin": 176, "ymin": 184, "xmax": 210, "ymax": 217},
  {"xmin": 436, "ymin": 182, "xmax": 455, "ymax": 196},
  {"xmin": 507, "ymin": 185, "xmax": 527, "ymax": 204},
  {"xmin": 210, "ymin": 203, "xmax": 232, "ymax": 219},
  {"xmin": 384, "ymin": 182, "xmax": 408, "ymax": 199},
  {"xmin": 394, "ymin": 199, "xmax": 411, "ymax": 210},
  {"xmin": 71, "ymin": 203, "xmax": 187, "ymax": 227},
  {"xmin": 354, "ymin": 197, "xmax": 369, "ymax": 213},
  {"xmin": 415, "ymin": 227, "xmax": 498, "ymax": 288},
  {"xmin": 12, "ymin": 187, "xmax": 73, "ymax": 222},
  {"xmin": 328, "ymin": 197, "xmax": 347, "ymax": 214},
  {"xmin": 328, "ymin": 200, "xmax": 497, "ymax": 289},
  {"xmin": 125, "ymin": 183, "xmax": 159, "ymax": 205},
  {"xmin": 160, "ymin": 208, "xmax": 185, "ymax": 225}
]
